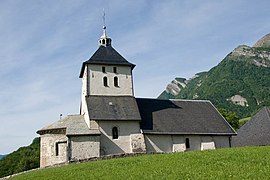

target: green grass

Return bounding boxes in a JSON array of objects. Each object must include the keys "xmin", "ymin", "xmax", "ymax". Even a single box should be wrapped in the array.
[{"xmin": 10, "ymin": 146, "xmax": 270, "ymax": 179}]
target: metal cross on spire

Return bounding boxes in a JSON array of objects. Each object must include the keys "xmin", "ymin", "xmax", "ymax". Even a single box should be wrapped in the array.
[
  {"xmin": 99, "ymin": 9, "xmax": 111, "ymax": 46},
  {"xmin": 102, "ymin": 8, "xmax": 106, "ymax": 30}
]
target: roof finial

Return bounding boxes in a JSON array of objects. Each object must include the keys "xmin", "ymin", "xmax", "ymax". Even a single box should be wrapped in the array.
[
  {"xmin": 102, "ymin": 8, "xmax": 107, "ymax": 38},
  {"xmin": 99, "ymin": 9, "xmax": 111, "ymax": 47},
  {"xmin": 103, "ymin": 8, "xmax": 106, "ymax": 29}
]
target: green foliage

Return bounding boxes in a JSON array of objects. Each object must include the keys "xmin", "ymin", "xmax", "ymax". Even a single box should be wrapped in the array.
[
  {"xmin": 10, "ymin": 146, "xmax": 270, "ymax": 179},
  {"xmin": 0, "ymin": 138, "xmax": 40, "ymax": 178},
  {"xmin": 218, "ymin": 109, "xmax": 240, "ymax": 129},
  {"xmin": 239, "ymin": 117, "xmax": 251, "ymax": 127}
]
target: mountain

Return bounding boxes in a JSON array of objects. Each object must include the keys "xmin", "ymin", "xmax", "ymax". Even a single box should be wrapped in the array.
[
  {"xmin": 0, "ymin": 137, "xmax": 40, "ymax": 178},
  {"xmin": 159, "ymin": 33, "xmax": 270, "ymax": 118},
  {"xmin": 0, "ymin": 155, "xmax": 7, "ymax": 159}
]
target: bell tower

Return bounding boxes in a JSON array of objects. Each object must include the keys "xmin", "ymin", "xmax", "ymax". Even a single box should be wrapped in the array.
[{"xmin": 79, "ymin": 21, "xmax": 136, "ymax": 116}]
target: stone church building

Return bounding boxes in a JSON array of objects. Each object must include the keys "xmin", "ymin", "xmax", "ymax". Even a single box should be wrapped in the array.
[{"xmin": 37, "ymin": 26, "xmax": 236, "ymax": 168}]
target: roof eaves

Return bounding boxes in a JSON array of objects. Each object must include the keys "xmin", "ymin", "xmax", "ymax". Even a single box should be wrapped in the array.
[{"xmin": 37, "ymin": 128, "xmax": 66, "ymax": 135}]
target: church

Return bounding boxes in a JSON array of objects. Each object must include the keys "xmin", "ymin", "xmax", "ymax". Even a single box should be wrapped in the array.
[{"xmin": 37, "ymin": 25, "xmax": 236, "ymax": 168}]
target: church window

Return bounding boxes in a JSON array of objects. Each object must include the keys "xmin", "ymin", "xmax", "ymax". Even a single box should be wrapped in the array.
[
  {"xmin": 55, "ymin": 141, "xmax": 67, "ymax": 156},
  {"xmin": 112, "ymin": 127, "xmax": 119, "ymax": 139},
  {"xmin": 113, "ymin": 67, "xmax": 117, "ymax": 73},
  {"xmin": 102, "ymin": 66, "xmax": 106, "ymax": 73},
  {"xmin": 185, "ymin": 138, "xmax": 190, "ymax": 149},
  {"xmin": 114, "ymin": 76, "xmax": 119, "ymax": 87},
  {"xmin": 103, "ymin": 77, "xmax": 108, "ymax": 87}
]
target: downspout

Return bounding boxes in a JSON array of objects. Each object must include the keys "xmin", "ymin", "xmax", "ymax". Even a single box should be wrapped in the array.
[{"xmin": 229, "ymin": 136, "xmax": 232, "ymax": 148}]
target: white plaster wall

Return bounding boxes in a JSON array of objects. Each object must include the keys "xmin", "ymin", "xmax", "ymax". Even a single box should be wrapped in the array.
[
  {"xmin": 144, "ymin": 135, "xmax": 172, "ymax": 152},
  {"xmin": 80, "ymin": 67, "xmax": 90, "ymax": 127},
  {"xmin": 213, "ymin": 136, "xmax": 231, "ymax": 148},
  {"xmin": 98, "ymin": 121, "xmax": 141, "ymax": 155},
  {"xmin": 88, "ymin": 64, "xmax": 134, "ymax": 96},
  {"xmin": 81, "ymin": 65, "xmax": 88, "ymax": 97},
  {"xmin": 70, "ymin": 135, "xmax": 100, "ymax": 161},
  {"xmin": 144, "ymin": 135, "xmax": 230, "ymax": 153},
  {"xmin": 40, "ymin": 134, "xmax": 67, "ymax": 168}
]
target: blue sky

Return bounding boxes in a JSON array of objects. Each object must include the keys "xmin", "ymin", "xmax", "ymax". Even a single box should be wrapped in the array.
[{"xmin": 1, "ymin": 0, "xmax": 270, "ymax": 154}]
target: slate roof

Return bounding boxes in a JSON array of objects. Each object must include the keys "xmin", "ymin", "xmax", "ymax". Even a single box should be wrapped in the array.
[
  {"xmin": 136, "ymin": 98, "xmax": 236, "ymax": 135},
  {"xmin": 37, "ymin": 115, "xmax": 100, "ymax": 136},
  {"xmin": 79, "ymin": 45, "xmax": 135, "ymax": 78},
  {"xmin": 86, "ymin": 95, "xmax": 141, "ymax": 121},
  {"xmin": 232, "ymin": 107, "xmax": 270, "ymax": 147}
]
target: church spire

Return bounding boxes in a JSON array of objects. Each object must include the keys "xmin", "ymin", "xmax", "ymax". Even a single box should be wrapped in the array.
[{"xmin": 99, "ymin": 10, "xmax": 111, "ymax": 47}]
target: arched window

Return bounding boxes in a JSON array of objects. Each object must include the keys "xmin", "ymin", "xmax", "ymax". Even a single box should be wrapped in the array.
[
  {"xmin": 103, "ymin": 77, "xmax": 108, "ymax": 87},
  {"xmin": 112, "ymin": 127, "xmax": 118, "ymax": 139},
  {"xmin": 185, "ymin": 138, "xmax": 190, "ymax": 149},
  {"xmin": 114, "ymin": 76, "xmax": 119, "ymax": 87}
]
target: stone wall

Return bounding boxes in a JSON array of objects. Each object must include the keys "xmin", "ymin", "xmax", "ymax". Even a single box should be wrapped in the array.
[
  {"xmin": 98, "ymin": 121, "xmax": 143, "ymax": 155},
  {"xmin": 40, "ymin": 134, "xmax": 67, "ymax": 168},
  {"xmin": 69, "ymin": 135, "xmax": 100, "ymax": 161},
  {"xmin": 144, "ymin": 134, "xmax": 231, "ymax": 153}
]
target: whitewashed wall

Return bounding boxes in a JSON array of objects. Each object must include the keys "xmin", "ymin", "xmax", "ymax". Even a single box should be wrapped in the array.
[
  {"xmin": 213, "ymin": 136, "xmax": 231, "ymax": 148},
  {"xmin": 88, "ymin": 64, "xmax": 133, "ymax": 96},
  {"xmin": 144, "ymin": 134, "xmax": 231, "ymax": 153},
  {"xmin": 80, "ymin": 66, "xmax": 90, "ymax": 128},
  {"xmin": 98, "ymin": 121, "xmax": 142, "ymax": 155}
]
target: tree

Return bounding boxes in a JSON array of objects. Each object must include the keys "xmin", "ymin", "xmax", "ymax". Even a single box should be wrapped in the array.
[{"xmin": 218, "ymin": 109, "xmax": 240, "ymax": 130}]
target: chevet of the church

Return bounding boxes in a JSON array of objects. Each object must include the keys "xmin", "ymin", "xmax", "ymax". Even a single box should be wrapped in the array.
[{"xmin": 37, "ymin": 24, "xmax": 236, "ymax": 168}]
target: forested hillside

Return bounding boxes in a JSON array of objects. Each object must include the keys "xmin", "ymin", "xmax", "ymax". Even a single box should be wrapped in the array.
[{"xmin": 0, "ymin": 137, "xmax": 40, "ymax": 178}]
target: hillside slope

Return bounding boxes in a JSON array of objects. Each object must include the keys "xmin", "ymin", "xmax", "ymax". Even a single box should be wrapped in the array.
[
  {"xmin": 0, "ymin": 138, "xmax": 40, "ymax": 178},
  {"xmin": 10, "ymin": 146, "xmax": 270, "ymax": 179},
  {"xmin": 159, "ymin": 34, "xmax": 270, "ymax": 118}
]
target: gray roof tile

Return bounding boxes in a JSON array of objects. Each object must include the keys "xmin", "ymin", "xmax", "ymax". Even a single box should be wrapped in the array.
[
  {"xmin": 136, "ymin": 98, "xmax": 236, "ymax": 135},
  {"xmin": 80, "ymin": 46, "xmax": 135, "ymax": 78},
  {"xmin": 86, "ymin": 96, "xmax": 141, "ymax": 121},
  {"xmin": 37, "ymin": 115, "xmax": 100, "ymax": 135},
  {"xmin": 232, "ymin": 107, "xmax": 270, "ymax": 147}
]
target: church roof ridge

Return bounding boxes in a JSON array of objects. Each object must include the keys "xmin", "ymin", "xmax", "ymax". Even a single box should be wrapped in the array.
[{"xmin": 136, "ymin": 97, "xmax": 211, "ymax": 103}]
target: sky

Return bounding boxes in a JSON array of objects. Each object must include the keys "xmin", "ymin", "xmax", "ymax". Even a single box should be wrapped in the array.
[{"xmin": 1, "ymin": 0, "xmax": 270, "ymax": 154}]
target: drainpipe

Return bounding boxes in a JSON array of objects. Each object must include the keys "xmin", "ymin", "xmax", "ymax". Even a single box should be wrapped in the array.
[{"xmin": 229, "ymin": 136, "xmax": 232, "ymax": 148}]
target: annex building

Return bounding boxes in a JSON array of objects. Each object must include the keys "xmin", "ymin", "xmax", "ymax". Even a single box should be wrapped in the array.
[{"xmin": 37, "ymin": 26, "xmax": 236, "ymax": 167}]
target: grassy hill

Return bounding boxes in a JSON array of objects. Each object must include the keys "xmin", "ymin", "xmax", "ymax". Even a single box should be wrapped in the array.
[{"xmin": 9, "ymin": 146, "xmax": 270, "ymax": 179}]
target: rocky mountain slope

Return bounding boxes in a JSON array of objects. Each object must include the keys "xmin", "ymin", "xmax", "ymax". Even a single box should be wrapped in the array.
[{"xmin": 159, "ymin": 33, "xmax": 270, "ymax": 118}]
